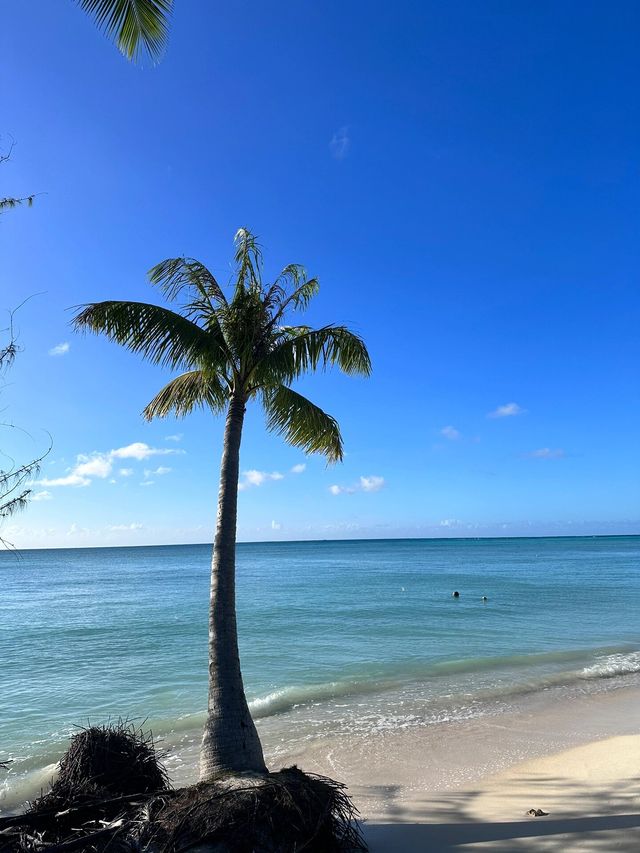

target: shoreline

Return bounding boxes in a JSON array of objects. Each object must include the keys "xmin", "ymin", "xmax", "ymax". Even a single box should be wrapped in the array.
[
  {"xmin": 264, "ymin": 685, "xmax": 640, "ymax": 850},
  {"xmin": 3, "ymin": 680, "xmax": 639, "ymax": 815},
  {"xmin": 2, "ymin": 686, "xmax": 639, "ymax": 849}
]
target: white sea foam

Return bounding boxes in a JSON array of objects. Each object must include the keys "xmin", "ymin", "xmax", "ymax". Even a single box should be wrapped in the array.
[{"xmin": 580, "ymin": 652, "xmax": 640, "ymax": 679}]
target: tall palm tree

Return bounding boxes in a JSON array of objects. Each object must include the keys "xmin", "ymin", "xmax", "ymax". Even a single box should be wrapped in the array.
[
  {"xmin": 72, "ymin": 229, "xmax": 371, "ymax": 778},
  {"xmin": 77, "ymin": 0, "xmax": 172, "ymax": 63}
]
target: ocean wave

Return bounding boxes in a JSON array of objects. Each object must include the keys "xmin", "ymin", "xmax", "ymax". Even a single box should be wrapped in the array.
[
  {"xmin": 248, "ymin": 679, "xmax": 397, "ymax": 718},
  {"xmin": 580, "ymin": 651, "xmax": 640, "ymax": 679},
  {"xmin": 244, "ymin": 644, "xmax": 639, "ymax": 719}
]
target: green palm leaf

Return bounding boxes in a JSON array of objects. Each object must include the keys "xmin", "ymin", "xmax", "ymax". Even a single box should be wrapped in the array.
[
  {"xmin": 263, "ymin": 385, "xmax": 343, "ymax": 463},
  {"xmin": 269, "ymin": 267, "xmax": 320, "ymax": 319},
  {"xmin": 78, "ymin": 0, "xmax": 172, "ymax": 63},
  {"xmin": 149, "ymin": 257, "xmax": 229, "ymax": 310},
  {"xmin": 254, "ymin": 325, "xmax": 371, "ymax": 386},
  {"xmin": 143, "ymin": 369, "xmax": 229, "ymax": 419},
  {"xmin": 72, "ymin": 300, "xmax": 214, "ymax": 370}
]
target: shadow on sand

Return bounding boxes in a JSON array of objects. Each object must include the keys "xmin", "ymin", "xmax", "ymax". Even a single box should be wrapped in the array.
[{"xmin": 361, "ymin": 773, "xmax": 640, "ymax": 851}]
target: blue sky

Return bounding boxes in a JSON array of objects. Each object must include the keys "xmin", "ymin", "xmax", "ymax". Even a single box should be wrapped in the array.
[{"xmin": 1, "ymin": 1, "xmax": 638, "ymax": 547}]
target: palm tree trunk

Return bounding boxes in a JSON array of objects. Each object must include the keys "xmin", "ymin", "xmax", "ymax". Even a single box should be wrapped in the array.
[{"xmin": 200, "ymin": 392, "xmax": 267, "ymax": 779}]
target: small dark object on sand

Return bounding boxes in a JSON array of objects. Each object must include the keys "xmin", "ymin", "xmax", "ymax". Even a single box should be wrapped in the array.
[
  {"xmin": 452, "ymin": 591, "xmax": 460, "ymax": 598},
  {"xmin": 526, "ymin": 807, "xmax": 549, "ymax": 817}
]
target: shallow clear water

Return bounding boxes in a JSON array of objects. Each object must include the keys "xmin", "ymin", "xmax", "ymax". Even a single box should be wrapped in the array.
[{"xmin": 1, "ymin": 536, "xmax": 639, "ymax": 804}]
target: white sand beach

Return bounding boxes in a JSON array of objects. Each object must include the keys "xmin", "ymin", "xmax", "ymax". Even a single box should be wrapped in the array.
[
  {"xmin": 254, "ymin": 684, "xmax": 640, "ymax": 851},
  {"xmin": 364, "ymin": 735, "xmax": 640, "ymax": 851}
]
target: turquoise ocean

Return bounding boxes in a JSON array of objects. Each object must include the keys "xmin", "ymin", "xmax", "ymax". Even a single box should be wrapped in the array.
[{"xmin": 1, "ymin": 536, "xmax": 639, "ymax": 807}]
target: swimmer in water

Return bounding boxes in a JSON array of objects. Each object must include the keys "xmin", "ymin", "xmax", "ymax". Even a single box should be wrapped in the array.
[
  {"xmin": 452, "ymin": 591, "xmax": 460, "ymax": 598},
  {"xmin": 482, "ymin": 596, "xmax": 488, "ymax": 602}
]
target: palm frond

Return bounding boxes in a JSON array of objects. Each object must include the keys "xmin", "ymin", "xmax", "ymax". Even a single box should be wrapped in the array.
[
  {"xmin": 254, "ymin": 325, "xmax": 372, "ymax": 385},
  {"xmin": 143, "ymin": 369, "xmax": 229, "ymax": 420},
  {"xmin": 149, "ymin": 257, "xmax": 229, "ymax": 310},
  {"xmin": 262, "ymin": 385, "xmax": 343, "ymax": 463},
  {"xmin": 233, "ymin": 228, "xmax": 262, "ymax": 294},
  {"xmin": 270, "ymin": 266, "xmax": 319, "ymax": 319},
  {"xmin": 72, "ymin": 301, "xmax": 213, "ymax": 370},
  {"xmin": 78, "ymin": 0, "xmax": 172, "ymax": 63}
]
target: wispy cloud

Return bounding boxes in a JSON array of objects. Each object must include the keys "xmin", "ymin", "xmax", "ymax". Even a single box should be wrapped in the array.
[
  {"xmin": 39, "ymin": 443, "xmax": 184, "ymax": 488},
  {"xmin": 48, "ymin": 342, "xmax": 70, "ymax": 357},
  {"xmin": 271, "ymin": 520, "xmax": 282, "ymax": 531},
  {"xmin": 108, "ymin": 523, "xmax": 143, "ymax": 531},
  {"xmin": 527, "ymin": 447, "xmax": 566, "ymax": 459},
  {"xmin": 144, "ymin": 466, "xmax": 172, "ymax": 478},
  {"xmin": 39, "ymin": 473, "xmax": 91, "ymax": 488},
  {"xmin": 238, "ymin": 469, "xmax": 284, "ymax": 491},
  {"xmin": 440, "ymin": 425, "xmax": 461, "ymax": 441},
  {"xmin": 111, "ymin": 442, "xmax": 183, "ymax": 461},
  {"xmin": 329, "ymin": 475, "xmax": 385, "ymax": 495},
  {"xmin": 488, "ymin": 402, "xmax": 526, "ymax": 419},
  {"xmin": 360, "ymin": 475, "xmax": 385, "ymax": 492},
  {"xmin": 291, "ymin": 463, "xmax": 306, "ymax": 474},
  {"xmin": 31, "ymin": 490, "xmax": 52, "ymax": 502},
  {"xmin": 165, "ymin": 433, "xmax": 183, "ymax": 442},
  {"xmin": 329, "ymin": 126, "xmax": 350, "ymax": 160},
  {"xmin": 329, "ymin": 484, "xmax": 350, "ymax": 495}
]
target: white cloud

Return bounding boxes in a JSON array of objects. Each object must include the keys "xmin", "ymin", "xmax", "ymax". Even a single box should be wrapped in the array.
[
  {"xmin": 238, "ymin": 469, "xmax": 284, "ymax": 491},
  {"xmin": 74, "ymin": 454, "xmax": 113, "ymax": 479},
  {"xmin": 271, "ymin": 520, "xmax": 282, "ymax": 530},
  {"xmin": 39, "ymin": 473, "xmax": 91, "ymax": 488},
  {"xmin": 140, "ymin": 481, "xmax": 155, "ymax": 487},
  {"xmin": 488, "ymin": 402, "xmax": 526, "ymax": 419},
  {"xmin": 144, "ymin": 466, "xmax": 172, "ymax": 478},
  {"xmin": 108, "ymin": 523, "xmax": 143, "ymax": 532},
  {"xmin": 165, "ymin": 433, "xmax": 183, "ymax": 442},
  {"xmin": 291, "ymin": 463, "xmax": 306, "ymax": 474},
  {"xmin": 528, "ymin": 447, "xmax": 566, "ymax": 459},
  {"xmin": 330, "ymin": 475, "xmax": 385, "ymax": 495},
  {"xmin": 67, "ymin": 522, "xmax": 89, "ymax": 536},
  {"xmin": 360, "ymin": 475, "xmax": 385, "ymax": 492},
  {"xmin": 441, "ymin": 425, "xmax": 461, "ymax": 441},
  {"xmin": 31, "ymin": 490, "xmax": 52, "ymax": 502},
  {"xmin": 329, "ymin": 484, "xmax": 350, "ymax": 495},
  {"xmin": 48, "ymin": 342, "xmax": 70, "ymax": 357},
  {"xmin": 329, "ymin": 126, "xmax": 350, "ymax": 160},
  {"xmin": 38, "ymin": 442, "xmax": 184, "ymax": 488},
  {"xmin": 111, "ymin": 442, "xmax": 183, "ymax": 461},
  {"xmin": 439, "ymin": 518, "xmax": 463, "ymax": 528}
]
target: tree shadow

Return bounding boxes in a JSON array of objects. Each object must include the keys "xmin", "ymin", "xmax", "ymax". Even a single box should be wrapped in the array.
[{"xmin": 363, "ymin": 774, "xmax": 640, "ymax": 851}]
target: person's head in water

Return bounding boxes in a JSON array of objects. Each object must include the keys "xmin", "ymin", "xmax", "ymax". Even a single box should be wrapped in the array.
[
  {"xmin": 452, "ymin": 591, "xmax": 460, "ymax": 598},
  {"xmin": 482, "ymin": 596, "xmax": 488, "ymax": 602}
]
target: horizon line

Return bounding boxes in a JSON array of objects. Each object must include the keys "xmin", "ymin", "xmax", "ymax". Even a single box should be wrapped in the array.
[{"xmin": 5, "ymin": 531, "xmax": 640, "ymax": 552}]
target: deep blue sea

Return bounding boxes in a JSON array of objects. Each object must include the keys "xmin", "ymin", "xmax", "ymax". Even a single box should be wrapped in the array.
[{"xmin": 1, "ymin": 536, "xmax": 639, "ymax": 807}]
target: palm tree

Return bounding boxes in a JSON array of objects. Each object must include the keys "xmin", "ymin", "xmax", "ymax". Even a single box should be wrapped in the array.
[
  {"xmin": 72, "ymin": 229, "xmax": 371, "ymax": 778},
  {"xmin": 77, "ymin": 0, "xmax": 172, "ymax": 63}
]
